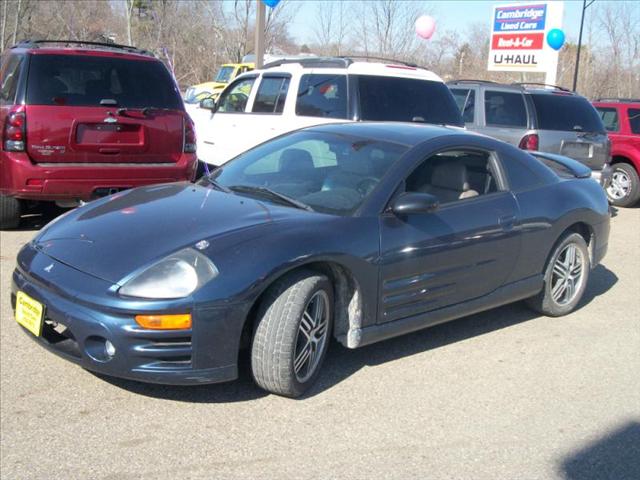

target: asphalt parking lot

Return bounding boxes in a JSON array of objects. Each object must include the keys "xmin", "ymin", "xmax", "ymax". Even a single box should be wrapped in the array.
[{"xmin": 1, "ymin": 206, "xmax": 639, "ymax": 480}]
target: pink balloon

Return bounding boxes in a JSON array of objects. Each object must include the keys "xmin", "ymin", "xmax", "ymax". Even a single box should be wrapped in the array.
[{"xmin": 415, "ymin": 15, "xmax": 436, "ymax": 40}]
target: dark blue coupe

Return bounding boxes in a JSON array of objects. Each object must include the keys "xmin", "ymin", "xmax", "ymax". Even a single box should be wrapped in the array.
[{"xmin": 12, "ymin": 123, "xmax": 610, "ymax": 397}]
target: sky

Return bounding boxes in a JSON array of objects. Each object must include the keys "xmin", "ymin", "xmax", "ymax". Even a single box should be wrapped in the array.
[{"xmin": 286, "ymin": 0, "xmax": 592, "ymax": 45}]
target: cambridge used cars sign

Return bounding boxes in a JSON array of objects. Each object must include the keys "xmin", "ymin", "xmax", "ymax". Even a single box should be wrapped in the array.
[{"xmin": 488, "ymin": 1, "xmax": 564, "ymax": 74}]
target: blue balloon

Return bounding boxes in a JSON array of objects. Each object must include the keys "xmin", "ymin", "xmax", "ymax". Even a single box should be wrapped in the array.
[
  {"xmin": 262, "ymin": 0, "xmax": 281, "ymax": 7},
  {"xmin": 547, "ymin": 29, "xmax": 565, "ymax": 51}
]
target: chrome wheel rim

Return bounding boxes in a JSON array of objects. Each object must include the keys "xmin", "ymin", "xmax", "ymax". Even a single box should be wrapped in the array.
[
  {"xmin": 294, "ymin": 290, "xmax": 329, "ymax": 383},
  {"xmin": 607, "ymin": 169, "xmax": 631, "ymax": 200},
  {"xmin": 551, "ymin": 243, "xmax": 585, "ymax": 306}
]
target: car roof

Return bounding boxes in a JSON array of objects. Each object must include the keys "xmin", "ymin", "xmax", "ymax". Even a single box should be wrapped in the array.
[
  {"xmin": 8, "ymin": 40, "xmax": 155, "ymax": 61},
  {"xmin": 448, "ymin": 80, "xmax": 581, "ymax": 97},
  {"xmin": 299, "ymin": 122, "xmax": 463, "ymax": 147},
  {"xmin": 258, "ymin": 57, "xmax": 443, "ymax": 82}
]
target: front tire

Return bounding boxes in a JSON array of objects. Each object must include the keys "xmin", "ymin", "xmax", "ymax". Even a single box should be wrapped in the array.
[
  {"xmin": 606, "ymin": 162, "xmax": 640, "ymax": 207},
  {"xmin": 0, "ymin": 195, "xmax": 22, "ymax": 230},
  {"xmin": 526, "ymin": 232, "xmax": 590, "ymax": 317},
  {"xmin": 251, "ymin": 270, "xmax": 333, "ymax": 397}
]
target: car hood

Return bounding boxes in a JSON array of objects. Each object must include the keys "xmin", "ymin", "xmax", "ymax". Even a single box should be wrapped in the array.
[{"xmin": 34, "ymin": 183, "xmax": 297, "ymax": 284}]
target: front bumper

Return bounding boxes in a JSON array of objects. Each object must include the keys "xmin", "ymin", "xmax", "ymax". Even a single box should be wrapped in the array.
[
  {"xmin": 591, "ymin": 164, "xmax": 613, "ymax": 189},
  {"xmin": 11, "ymin": 251, "xmax": 244, "ymax": 385}
]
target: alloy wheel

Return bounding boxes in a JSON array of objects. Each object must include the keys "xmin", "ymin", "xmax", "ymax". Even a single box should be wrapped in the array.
[
  {"xmin": 550, "ymin": 243, "xmax": 585, "ymax": 306},
  {"xmin": 293, "ymin": 290, "xmax": 330, "ymax": 383},
  {"xmin": 607, "ymin": 169, "xmax": 631, "ymax": 201}
]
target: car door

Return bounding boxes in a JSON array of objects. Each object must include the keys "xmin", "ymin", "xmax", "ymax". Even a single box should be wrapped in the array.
[
  {"xmin": 378, "ymin": 147, "xmax": 521, "ymax": 324},
  {"xmin": 197, "ymin": 75, "xmax": 258, "ymax": 165},
  {"xmin": 476, "ymin": 88, "xmax": 531, "ymax": 147}
]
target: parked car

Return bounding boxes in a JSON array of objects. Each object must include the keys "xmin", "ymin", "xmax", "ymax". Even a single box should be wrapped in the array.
[
  {"xmin": 593, "ymin": 98, "xmax": 640, "ymax": 207},
  {"xmin": 12, "ymin": 122, "xmax": 609, "ymax": 397},
  {"xmin": 190, "ymin": 57, "xmax": 463, "ymax": 166},
  {"xmin": 448, "ymin": 81, "xmax": 612, "ymax": 188},
  {"xmin": 0, "ymin": 40, "xmax": 198, "ymax": 229},
  {"xmin": 183, "ymin": 61, "xmax": 255, "ymax": 105}
]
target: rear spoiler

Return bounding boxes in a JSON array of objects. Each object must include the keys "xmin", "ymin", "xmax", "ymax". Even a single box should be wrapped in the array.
[{"xmin": 530, "ymin": 152, "xmax": 592, "ymax": 179}]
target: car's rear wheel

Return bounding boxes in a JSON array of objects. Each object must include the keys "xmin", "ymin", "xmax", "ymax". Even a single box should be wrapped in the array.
[
  {"xmin": 526, "ymin": 232, "xmax": 590, "ymax": 317},
  {"xmin": 0, "ymin": 195, "xmax": 22, "ymax": 230},
  {"xmin": 251, "ymin": 270, "xmax": 333, "ymax": 397},
  {"xmin": 606, "ymin": 162, "xmax": 640, "ymax": 207}
]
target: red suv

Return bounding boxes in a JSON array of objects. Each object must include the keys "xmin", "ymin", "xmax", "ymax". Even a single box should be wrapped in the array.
[
  {"xmin": 593, "ymin": 99, "xmax": 640, "ymax": 207},
  {"xmin": 1, "ymin": 40, "xmax": 197, "ymax": 229}
]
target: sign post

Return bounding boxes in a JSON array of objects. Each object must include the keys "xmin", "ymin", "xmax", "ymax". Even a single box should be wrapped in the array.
[{"xmin": 488, "ymin": 2, "xmax": 564, "ymax": 85}]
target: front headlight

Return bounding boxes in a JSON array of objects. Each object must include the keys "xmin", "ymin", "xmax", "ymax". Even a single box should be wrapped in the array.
[{"xmin": 119, "ymin": 248, "xmax": 218, "ymax": 299}]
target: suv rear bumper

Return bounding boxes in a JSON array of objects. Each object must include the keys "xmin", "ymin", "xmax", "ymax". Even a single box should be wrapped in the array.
[
  {"xmin": 591, "ymin": 164, "xmax": 613, "ymax": 189},
  {"xmin": 0, "ymin": 152, "xmax": 197, "ymax": 201}
]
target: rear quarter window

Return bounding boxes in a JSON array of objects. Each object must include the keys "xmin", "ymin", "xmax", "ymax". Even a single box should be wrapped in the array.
[
  {"xmin": 26, "ymin": 54, "xmax": 182, "ymax": 109},
  {"xmin": 295, "ymin": 74, "xmax": 348, "ymax": 119},
  {"xmin": 628, "ymin": 108, "xmax": 640, "ymax": 134},
  {"xmin": 484, "ymin": 91, "xmax": 528, "ymax": 128},
  {"xmin": 0, "ymin": 54, "xmax": 24, "ymax": 106},
  {"xmin": 595, "ymin": 107, "xmax": 619, "ymax": 132},
  {"xmin": 357, "ymin": 76, "xmax": 463, "ymax": 126},
  {"xmin": 531, "ymin": 94, "xmax": 605, "ymax": 133}
]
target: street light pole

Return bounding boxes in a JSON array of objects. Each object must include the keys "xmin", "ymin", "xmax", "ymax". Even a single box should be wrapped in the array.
[
  {"xmin": 254, "ymin": 0, "xmax": 266, "ymax": 68},
  {"xmin": 572, "ymin": 0, "xmax": 595, "ymax": 92}
]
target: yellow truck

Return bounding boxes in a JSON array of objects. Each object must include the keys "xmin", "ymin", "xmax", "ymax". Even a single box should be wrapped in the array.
[{"xmin": 184, "ymin": 62, "xmax": 255, "ymax": 104}]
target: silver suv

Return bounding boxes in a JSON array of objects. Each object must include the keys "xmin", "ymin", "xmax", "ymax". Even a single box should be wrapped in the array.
[{"xmin": 448, "ymin": 81, "xmax": 611, "ymax": 186}]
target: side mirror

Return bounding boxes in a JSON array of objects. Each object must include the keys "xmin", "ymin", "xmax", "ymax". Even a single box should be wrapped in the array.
[
  {"xmin": 391, "ymin": 192, "xmax": 439, "ymax": 216},
  {"xmin": 199, "ymin": 97, "xmax": 216, "ymax": 111}
]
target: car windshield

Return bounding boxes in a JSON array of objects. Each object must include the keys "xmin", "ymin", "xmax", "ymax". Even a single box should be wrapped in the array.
[
  {"xmin": 215, "ymin": 66, "xmax": 235, "ymax": 83},
  {"xmin": 531, "ymin": 94, "xmax": 605, "ymax": 133},
  {"xmin": 209, "ymin": 130, "xmax": 408, "ymax": 215}
]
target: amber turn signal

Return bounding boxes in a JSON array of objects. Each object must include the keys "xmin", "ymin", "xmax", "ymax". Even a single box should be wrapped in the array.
[{"xmin": 135, "ymin": 313, "xmax": 192, "ymax": 330}]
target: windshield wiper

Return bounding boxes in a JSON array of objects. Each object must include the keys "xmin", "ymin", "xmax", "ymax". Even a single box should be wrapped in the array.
[
  {"xmin": 202, "ymin": 175, "xmax": 231, "ymax": 193},
  {"xmin": 228, "ymin": 185, "xmax": 314, "ymax": 211}
]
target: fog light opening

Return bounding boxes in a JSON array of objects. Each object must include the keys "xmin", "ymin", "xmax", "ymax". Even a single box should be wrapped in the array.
[{"xmin": 105, "ymin": 340, "xmax": 116, "ymax": 358}]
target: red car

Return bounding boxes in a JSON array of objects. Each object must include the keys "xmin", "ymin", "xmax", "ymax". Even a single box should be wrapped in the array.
[
  {"xmin": 593, "ymin": 99, "xmax": 640, "ymax": 207},
  {"xmin": 1, "ymin": 40, "xmax": 197, "ymax": 229}
]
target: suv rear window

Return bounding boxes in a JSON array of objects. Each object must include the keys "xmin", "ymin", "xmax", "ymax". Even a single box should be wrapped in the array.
[
  {"xmin": 26, "ymin": 54, "xmax": 181, "ymax": 109},
  {"xmin": 358, "ymin": 76, "xmax": 463, "ymax": 126},
  {"xmin": 531, "ymin": 94, "xmax": 604, "ymax": 133}
]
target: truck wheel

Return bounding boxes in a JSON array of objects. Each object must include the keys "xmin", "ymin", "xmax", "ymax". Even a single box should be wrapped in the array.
[
  {"xmin": 0, "ymin": 195, "xmax": 22, "ymax": 230},
  {"xmin": 526, "ymin": 232, "xmax": 590, "ymax": 317},
  {"xmin": 606, "ymin": 163, "xmax": 640, "ymax": 207},
  {"xmin": 251, "ymin": 270, "xmax": 333, "ymax": 397}
]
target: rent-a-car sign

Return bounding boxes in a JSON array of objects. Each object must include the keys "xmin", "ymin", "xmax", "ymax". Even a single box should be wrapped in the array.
[{"xmin": 488, "ymin": 1, "xmax": 563, "ymax": 74}]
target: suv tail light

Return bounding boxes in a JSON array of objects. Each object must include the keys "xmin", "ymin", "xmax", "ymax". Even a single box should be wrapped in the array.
[
  {"xmin": 519, "ymin": 133, "xmax": 539, "ymax": 151},
  {"xmin": 3, "ymin": 106, "xmax": 26, "ymax": 152},
  {"xmin": 183, "ymin": 116, "xmax": 196, "ymax": 153}
]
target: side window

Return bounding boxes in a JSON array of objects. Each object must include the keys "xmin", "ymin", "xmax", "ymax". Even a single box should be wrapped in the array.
[
  {"xmin": 0, "ymin": 55, "xmax": 24, "ymax": 106},
  {"xmin": 296, "ymin": 74, "xmax": 347, "ymax": 119},
  {"xmin": 485, "ymin": 91, "xmax": 527, "ymax": 128},
  {"xmin": 252, "ymin": 77, "xmax": 290, "ymax": 114},
  {"xmin": 451, "ymin": 88, "xmax": 475, "ymax": 123},
  {"xmin": 405, "ymin": 150, "xmax": 501, "ymax": 205},
  {"xmin": 595, "ymin": 107, "xmax": 619, "ymax": 132},
  {"xmin": 628, "ymin": 108, "xmax": 640, "ymax": 134},
  {"xmin": 217, "ymin": 77, "xmax": 255, "ymax": 113}
]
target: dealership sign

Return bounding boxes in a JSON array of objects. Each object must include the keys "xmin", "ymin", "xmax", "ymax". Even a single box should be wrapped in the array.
[{"xmin": 488, "ymin": 1, "xmax": 564, "ymax": 75}]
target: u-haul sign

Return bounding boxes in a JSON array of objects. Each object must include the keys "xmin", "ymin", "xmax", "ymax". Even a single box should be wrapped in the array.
[{"xmin": 488, "ymin": 1, "xmax": 564, "ymax": 74}]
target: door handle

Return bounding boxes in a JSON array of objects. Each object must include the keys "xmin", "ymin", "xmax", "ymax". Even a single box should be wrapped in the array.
[{"xmin": 499, "ymin": 215, "xmax": 516, "ymax": 230}]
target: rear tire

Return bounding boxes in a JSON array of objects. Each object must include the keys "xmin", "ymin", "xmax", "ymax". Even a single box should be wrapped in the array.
[
  {"xmin": 251, "ymin": 270, "xmax": 333, "ymax": 398},
  {"xmin": 606, "ymin": 162, "xmax": 640, "ymax": 207},
  {"xmin": 526, "ymin": 232, "xmax": 590, "ymax": 317},
  {"xmin": 0, "ymin": 195, "xmax": 22, "ymax": 230}
]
